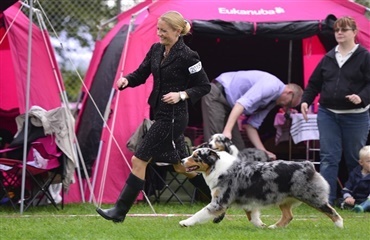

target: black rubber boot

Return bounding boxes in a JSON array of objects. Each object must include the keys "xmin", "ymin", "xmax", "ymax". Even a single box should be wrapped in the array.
[
  {"xmin": 188, "ymin": 173, "xmax": 225, "ymax": 223},
  {"xmin": 96, "ymin": 173, "xmax": 145, "ymax": 223}
]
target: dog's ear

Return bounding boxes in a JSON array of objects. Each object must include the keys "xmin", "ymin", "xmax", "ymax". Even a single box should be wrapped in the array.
[
  {"xmin": 224, "ymin": 136, "xmax": 233, "ymax": 152},
  {"xmin": 198, "ymin": 148, "xmax": 220, "ymax": 166},
  {"xmin": 208, "ymin": 149, "xmax": 220, "ymax": 164},
  {"xmin": 198, "ymin": 148, "xmax": 219, "ymax": 164}
]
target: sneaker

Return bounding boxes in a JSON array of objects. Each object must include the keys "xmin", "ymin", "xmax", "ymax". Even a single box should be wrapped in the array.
[
  {"xmin": 361, "ymin": 199, "xmax": 370, "ymax": 212},
  {"xmin": 340, "ymin": 202, "xmax": 353, "ymax": 210},
  {"xmin": 352, "ymin": 205, "xmax": 364, "ymax": 213}
]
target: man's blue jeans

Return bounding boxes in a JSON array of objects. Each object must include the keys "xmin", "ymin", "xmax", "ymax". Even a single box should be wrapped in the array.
[{"xmin": 317, "ymin": 106, "xmax": 369, "ymax": 205}]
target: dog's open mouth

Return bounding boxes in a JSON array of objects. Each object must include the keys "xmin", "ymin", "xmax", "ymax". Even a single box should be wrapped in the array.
[{"xmin": 186, "ymin": 165, "xmax": 199, "ymax": 172}]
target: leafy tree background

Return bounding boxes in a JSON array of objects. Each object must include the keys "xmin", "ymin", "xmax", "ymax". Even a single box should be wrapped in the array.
[{"xmin": 31, "ymin": 0, "xmax": 142, "ymax": 102}]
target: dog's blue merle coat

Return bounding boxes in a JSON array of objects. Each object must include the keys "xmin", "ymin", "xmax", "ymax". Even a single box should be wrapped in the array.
[
  {"xmin": 180, "ymin": 148, "xmax": 343, "ymax": 228},
  {"xmin": 198, "ymin": 149, "xmax": 329, "ymax": 210}
]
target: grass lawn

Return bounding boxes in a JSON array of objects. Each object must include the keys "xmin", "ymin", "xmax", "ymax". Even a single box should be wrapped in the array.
[{"xmin": 0, "ymin": 202, "xmax": 369, "ymax": 240}]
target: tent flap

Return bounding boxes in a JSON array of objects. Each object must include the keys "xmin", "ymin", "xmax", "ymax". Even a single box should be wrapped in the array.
[
  {"xmin": 256, "ymin": 21, "xmax": 320, "ymax": 40},
  {"xmin": 192, "ymin": 20, "xmax": 254, "ymax": 37}
]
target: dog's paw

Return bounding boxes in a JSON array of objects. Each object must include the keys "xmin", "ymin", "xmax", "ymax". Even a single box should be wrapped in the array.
[
  {"xmin": 267, "ymin": 224, "xmax": 278, "ymax": 229},
  {"xmin": 179, "ymin": 219, "xmax": 193, "ymax": 227},
  {"xmin": 334, "ymin": 217, "xmax": 344, "ymax": 229},
  {"xmin": 259, "ymin": 223, "xmax": 267, "ymax": 228},
  {"xmin": 252, "ymin": 223, "xmax": 267, "ymax": 228},
  {"xmin": 250, "ymin": 219, "xmax": 266, "ymax": 228},
  {"xmin": 213, "ymin": 212, "xmax": 225, "ymax": 224}
]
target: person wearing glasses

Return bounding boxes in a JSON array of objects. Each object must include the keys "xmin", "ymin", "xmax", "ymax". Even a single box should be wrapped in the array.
[
  {"xmin": 301, "ymin": 16, "xmax": 370, "ymax": 205},
  {"xmin": 201, "ymin": 70, "xmax": 303, "ymax": 160}
]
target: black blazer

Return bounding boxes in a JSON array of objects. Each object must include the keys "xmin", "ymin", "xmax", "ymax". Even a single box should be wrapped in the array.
[{"xmin": 125, "ymin": 37, "xmax": 210, "ymax": 109}]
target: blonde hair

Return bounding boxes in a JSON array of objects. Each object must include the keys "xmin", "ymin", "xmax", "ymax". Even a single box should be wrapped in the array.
[
  {"xmin": 159, "ymin": 11, "xmax": 191, "ymax": 36},
  {"xmin": 334, "ymin": 16, "xmax": 358, "ymax": 31},
  {"xmin": 359, "ymin": 145, "xmax": 370, "ymax": 160}
]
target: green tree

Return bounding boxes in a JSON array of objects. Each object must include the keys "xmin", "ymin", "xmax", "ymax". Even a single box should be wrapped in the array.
[
  {"xmin": 38, "ymin": 0, "xmax": 117, "ymax": 45},
  {"xmin": 355, "ymin": 0, "xmax": 370, "ymax": 18},
  {"xmin": 29, "ymin": 0, "xmax": 142, "ymax": 102},
  {"xmin": 32, "ymin": 0, "xmax": 118, "ymax": 69},
  {"xmin": 356, "ymin": 0, "xmax": 370, "ymax": 7},
  {"xmin": 23, "ymin": 1, "xmax": 115, "ymax": 101}
]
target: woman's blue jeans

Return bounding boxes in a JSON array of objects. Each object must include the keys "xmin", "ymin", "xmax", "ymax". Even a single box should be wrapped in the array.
[{"xmin": 317, "ymin": 106, "xmax": 369, "ymax": 205}]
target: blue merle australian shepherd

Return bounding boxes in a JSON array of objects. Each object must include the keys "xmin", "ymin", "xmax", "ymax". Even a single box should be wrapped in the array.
[{"xmin": 179, "ymin": 148, "xmax": 343, "ymax": 229}]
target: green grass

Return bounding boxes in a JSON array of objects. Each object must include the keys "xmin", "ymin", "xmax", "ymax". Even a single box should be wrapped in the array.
[{"xmin": 0, "ymin": 202, "xmax": 369, "ymax": 240}]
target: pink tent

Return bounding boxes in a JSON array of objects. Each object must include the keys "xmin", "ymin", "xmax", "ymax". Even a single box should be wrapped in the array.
[
  {"xmin": 0, "ymin": 2, "xmax": 64, "ymax": 134},
  {"xmin": 0, "ymin": 2, "xmax": 75, "ymax": 212},
  {"xmin": 69, "ymin": 0, "xmax": 370, "ymax": 204},
  {"xmin": 66, "ymin": 0, "xmax": 153, "ymax": 203}
]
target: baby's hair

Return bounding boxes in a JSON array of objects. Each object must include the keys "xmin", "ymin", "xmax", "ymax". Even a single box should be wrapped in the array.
[{"xmin": 359, "ymin": 145, "xmax": 370, "ymax": 160}]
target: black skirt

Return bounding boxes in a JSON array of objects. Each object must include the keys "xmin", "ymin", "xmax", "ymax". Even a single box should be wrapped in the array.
[{"xmin": 134, "ymin": 101, "xmax": 189, "ymax": 164}]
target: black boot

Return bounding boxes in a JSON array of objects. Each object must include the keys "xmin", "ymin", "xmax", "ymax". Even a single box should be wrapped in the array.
[
  {"xmin": 188, "ymin": 174, "xmax": 225, "ymax": 223},
  {"xmin": 96, "ymin": 173, "xmax": 145, "ymax": 223}
]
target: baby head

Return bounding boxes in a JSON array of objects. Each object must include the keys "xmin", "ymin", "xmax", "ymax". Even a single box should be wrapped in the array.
[{"xmin": 359, "ymin": 146, "xmax": 370, "ymax": 174}]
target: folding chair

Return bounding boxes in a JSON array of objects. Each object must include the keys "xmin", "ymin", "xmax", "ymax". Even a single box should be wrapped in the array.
[
  {"xmin": 144, "ymin": 136, "xmax": 196, "ymax": 204},
  {"xmin": 145, "ymin": 163, "xmax": 195, "ymax": 204},
  {"xmin": 23, "ymin": 139, "xmax": 64, "ymax": 210},
  {"xmin": 0, "ymin": 135, "xmax": 64, "ymax": 211},
  {"xmin": 0, "ymin": 158, "xmax": 22, "ymax": 209}
]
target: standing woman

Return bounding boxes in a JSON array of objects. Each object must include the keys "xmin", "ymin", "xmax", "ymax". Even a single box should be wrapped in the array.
[
  {"xmin": 96, "ymin": 11, "xmax": 211, "ymax": 222},
  {"xmin": 301, "ymin": 16, "xmax": 370, "ymax": 205}
]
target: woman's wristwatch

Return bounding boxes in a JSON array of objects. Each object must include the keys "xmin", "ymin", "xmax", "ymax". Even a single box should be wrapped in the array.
[{"xmin": 179, "ymin": 91, "xmax": 186, "ymax": 101}]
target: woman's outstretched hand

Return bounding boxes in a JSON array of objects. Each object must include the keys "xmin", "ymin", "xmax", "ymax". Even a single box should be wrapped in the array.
[{"xmin": 117, "ymin": 77, "xmax": 128, "ymax": 90}]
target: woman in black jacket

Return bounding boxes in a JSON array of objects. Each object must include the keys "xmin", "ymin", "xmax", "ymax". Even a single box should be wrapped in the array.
[
  {"xmin": 301, "ymin": 16, "xmax": 370, "ymax": 205},
  {"xmin": 96, "ymin": 11, "xmax": 211, "ymax": 223}
]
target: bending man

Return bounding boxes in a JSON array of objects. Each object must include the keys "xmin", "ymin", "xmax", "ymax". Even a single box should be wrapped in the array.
[{"xmin": 202, "ymin": 70, "xmax": 303, "ymax": 160}]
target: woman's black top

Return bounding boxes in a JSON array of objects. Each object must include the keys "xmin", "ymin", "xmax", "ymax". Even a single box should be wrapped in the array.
[{"xmin": 126, "ymin": 38, "xmax": 210, "ymax": 163}]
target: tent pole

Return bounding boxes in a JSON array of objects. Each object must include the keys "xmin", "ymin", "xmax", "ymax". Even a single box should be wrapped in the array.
[
  {"xmin": 19, "ymin": 0, "xmax": 34, "ymax": 215},
  {"xmin": 288, "ymin": 40, "xmax": 292, "ymax": 84},
  {"xmin": 89, "ymin": 88, "xmax": 116, "ymax": 203},
  {"xmin": 34, "ymin": 1, "xmax": 94, "ymax": 203},
  {"xmin": 288, "ymin": 40, "xmax": 293, "ymax": 161},
  {"xmin": 88, "ymin": 140, "xmax": 103, "ymax": 203},
  {"xmin": 97, "ymin": 9, "xmax": 157, "ymax": 214},
  {"xmin": 74, "ymin": 142, "xmax": 87, "ymax": 203}
]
